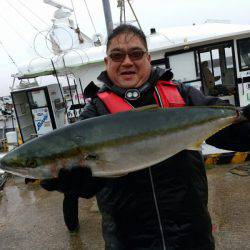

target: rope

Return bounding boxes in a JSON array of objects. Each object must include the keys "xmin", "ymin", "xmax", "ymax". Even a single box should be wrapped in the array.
[{"xmin": 82, "ymin": 0, "xmax": 97, "ymax": 34}]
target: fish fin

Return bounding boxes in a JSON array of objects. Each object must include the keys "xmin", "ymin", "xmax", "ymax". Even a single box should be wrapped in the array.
[
  {"xmin": 132, "ymin": 105, "xmax": 160, "ymax": 112},
  {"xmin": 186, "ymin": 140, "xmax": 203, "ymax": 151}
]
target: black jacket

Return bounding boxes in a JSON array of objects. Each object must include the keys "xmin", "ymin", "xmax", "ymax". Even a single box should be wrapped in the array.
[{"xmin": 79, "ymin": 68, "xmax": 250, "ymax": 250}]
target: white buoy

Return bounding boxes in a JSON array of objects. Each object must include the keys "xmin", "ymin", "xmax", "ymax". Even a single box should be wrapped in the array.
[{"xmin": 6, "ymin": 131, "xmax": 18, "ymax": 151}]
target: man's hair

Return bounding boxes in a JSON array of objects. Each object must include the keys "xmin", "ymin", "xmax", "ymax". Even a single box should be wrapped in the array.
[{"xmin": 106, "ymin": 24, "xmax": 148, "ymax": 51}]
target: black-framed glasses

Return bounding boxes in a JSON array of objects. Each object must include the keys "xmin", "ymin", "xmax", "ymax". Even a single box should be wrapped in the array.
[{"xmin": 108, "ymin": 49, "xmax": 147, "ymax": 62}]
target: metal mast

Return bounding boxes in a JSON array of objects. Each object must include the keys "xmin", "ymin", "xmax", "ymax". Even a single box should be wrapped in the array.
[
  {"xmin": 102, "ymin": 0, "xmax": 114, "ymax": 36},
  {"xmin": 117, "ymin": 0, "xmax": 142, "ymax": 30}
]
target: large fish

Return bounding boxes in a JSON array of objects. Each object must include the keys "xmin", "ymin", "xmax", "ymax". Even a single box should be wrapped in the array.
[{"xmin": 0, "ymin": 106, "xmax": 247, "ymax": 179}]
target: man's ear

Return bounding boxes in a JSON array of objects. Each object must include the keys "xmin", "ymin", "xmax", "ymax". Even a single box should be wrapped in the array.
[
  {"xmin": 104, "ymin": 57, "xmax": 109, "ymax": 69},
  {"xmin": 147, "ymin": 53, "xmax": 151, "ymax": 63}
]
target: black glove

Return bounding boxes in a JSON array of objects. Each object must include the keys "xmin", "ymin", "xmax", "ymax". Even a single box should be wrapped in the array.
[
  {"xmin": 40, "ymin": 166, "xmax": 104, "ymax": 198},
  {"xmin": 206, "ymin": 104, "xmax": 250, "ymax": 152},
  {"xmin": 242, "ymin": 104, "xmax": 250, "ymax": 120},
  {"xmin": 206, "ymin": 120, "xmax": 250, "ymax": 152}
]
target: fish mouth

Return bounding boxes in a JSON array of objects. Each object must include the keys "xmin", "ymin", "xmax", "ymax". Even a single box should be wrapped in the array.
[{"xmin": 0, "ymin": 163, "xmax": 31, "ymax": 178}]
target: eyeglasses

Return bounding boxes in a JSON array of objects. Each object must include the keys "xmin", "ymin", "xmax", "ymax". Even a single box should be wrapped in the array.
[{"xmin": 108, "ymin": 49, "xmax": 147, "ymax": 62}]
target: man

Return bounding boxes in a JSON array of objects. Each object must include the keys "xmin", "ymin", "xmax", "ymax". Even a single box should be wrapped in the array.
[
  {"xmin": 201, "ymin": 61, "xmax": 221, "ymax": 96},
  {"xmin": 41, "ymin": 24, "xmax": 250, "ymax": 249}
]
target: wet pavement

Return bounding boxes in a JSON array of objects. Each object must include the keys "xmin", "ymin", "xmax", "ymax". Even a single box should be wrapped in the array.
[
  {"xmin": 0, "ymin": 177, "xmax": 104, "ymax": 250},
  {"xmin": 0, "ymin": 164, "xmax": 250, "ymax": 249},
  {"xmin": 208, "ymin": 164, "xmax": 250, "ymax": 250}
]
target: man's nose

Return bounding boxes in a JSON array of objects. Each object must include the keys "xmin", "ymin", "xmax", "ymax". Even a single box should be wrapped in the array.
[{"xmin": 121, "ymin": 54, "xmax": 133, "ymax": 65}]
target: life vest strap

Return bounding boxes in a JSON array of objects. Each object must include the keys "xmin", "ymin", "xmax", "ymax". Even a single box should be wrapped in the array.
[
  {"xmin": 97, "ymin": 80, "xmax": 185, "ymax": 114},
  {"xmin": 155, "ymin": 80, "xmax": 185, "ymax": 108},
  {"xmin": 97, "ymin": 92, "xmax": 133, "ymax": 114}
]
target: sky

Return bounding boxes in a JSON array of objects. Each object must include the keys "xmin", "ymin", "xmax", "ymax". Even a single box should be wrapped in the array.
[{"xmin": 0, "ymin": 0, "xmax": 250, "ymax": 96}]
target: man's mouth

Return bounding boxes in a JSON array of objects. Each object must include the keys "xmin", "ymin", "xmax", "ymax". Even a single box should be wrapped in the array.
[{"xmin": 120, "ymin": 71, "xmax": 136, "ymax": 75}]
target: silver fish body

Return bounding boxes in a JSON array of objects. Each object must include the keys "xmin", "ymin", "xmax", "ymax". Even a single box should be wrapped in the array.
[{"xmin": 0, "ymin": 106, "xmax": 240, "ymax": 179}]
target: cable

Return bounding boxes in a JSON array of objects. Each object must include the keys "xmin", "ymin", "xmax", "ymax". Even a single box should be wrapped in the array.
[
  {"xmin": 0, "ymin": 39, "xmax": 20, "ymax": 72},
  {"xmin": 46, "ymin": 27, "xmax": 73, "ymax": 53},
  {"xmin": 5, "ymin": 0, "xmax": 52, "ymax": 44},
  {"xmin": 149, "ymin": 167, "xmax": 167, "ymax": 250},
  {"xmin": 70, "ymin": 0, "xmax": 79, "ymax": 28},
  {"xmin": 33, "ymin": 30, "xmax": 53, "ymax": 59},
  {"xmin": 82, "ymin": 0, "xmax": 97, "ymax": 34},
  {"xmin": 0, "ymin": 14, "xmax": 33, "ymax": 49},
  {"xmin": 16, "ymin": 0, "xmax": 49, "ymax": 26},
  {"xmin": 5, "ymin": 0, "xmax": 43, "ymax": 34},
  {"xmin": 58, "ymin": 49, "xmax": 87, "ymax": 78},
  {"xmin": 127, "ymin": 0, "xmax": 142, "ymax": 30},
  {"xmin": 33, "ymin": 26, "xmax": 74, "ymax": 60}
]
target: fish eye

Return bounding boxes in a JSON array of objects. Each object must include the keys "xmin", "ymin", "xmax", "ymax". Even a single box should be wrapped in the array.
[
  {"xmin": 84, "ymin": 153, "xmax": 98, "ymax": 161},
  {"xmin": 26, "ymin": 159, "xmax": 37, "ymax": 168}
]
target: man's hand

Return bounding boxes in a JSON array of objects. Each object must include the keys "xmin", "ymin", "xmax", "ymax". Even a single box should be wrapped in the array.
[
  {"xmin": 40, "ymin": 166, "xmax": 104, "ymax": 198},
  {"xmin": 40, "ymin": 168, "xmax": 72, "ymax": 193},
  {"xmin": 242, "ymin": 104, "xmax": 250, "ymax": 120}
]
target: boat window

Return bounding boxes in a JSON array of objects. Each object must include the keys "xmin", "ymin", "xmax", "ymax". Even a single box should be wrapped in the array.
[
  {"xmin": 168, "ymin": 51, "xmax": 199, "ymax": 82},
  {"xmin": 151, "ymin": 58, "xmax": 170, "ymax": 69},
  {"xmin": 211, "ymin": 49, "xmax": 222, "ymax": 85},
  {"xmin": 199, "ymin": 43, "xmax": 236, "ymax": 103},
  {"xmin": 27, "ymin": 90, "xmax": 47, "ymax": 108},
  {"xmin": 237, "ymin": 38, "xmax": 250, "ymax": 71},
  {"xmin": 165, "ymin": 51, "xmax": 201, "ymax": 90},
  {"xmin": 225, "ymin": 47, "xmax": 234, "ymax": 69}
]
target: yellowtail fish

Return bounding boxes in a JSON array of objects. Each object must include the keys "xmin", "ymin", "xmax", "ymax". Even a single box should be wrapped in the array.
[{"xmin": 0, "ymin": 105, "xmax": 247, "ymax": 179}]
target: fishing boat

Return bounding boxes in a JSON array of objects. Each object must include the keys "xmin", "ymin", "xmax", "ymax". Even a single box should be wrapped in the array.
[
  {"xmin": 14, "ymin": 2, "xmax": 250, "ymax": 108},
  {"xmin": 0, "ymin": 152, "xmax": 8, "ymax": 190},
  {"xmin": 0, "ymin": 95, "xmax": 17, "ymax": 156}
]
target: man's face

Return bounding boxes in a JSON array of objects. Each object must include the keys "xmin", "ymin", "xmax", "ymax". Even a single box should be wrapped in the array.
[{"xmin": 105, "ymin": 32, "xmax": 151, "ymax": 89}]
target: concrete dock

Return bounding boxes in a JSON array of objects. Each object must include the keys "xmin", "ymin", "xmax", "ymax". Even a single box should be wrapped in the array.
[{"xmin": 0, "ymin": 164, "xmax": 250, "ymax": 249}]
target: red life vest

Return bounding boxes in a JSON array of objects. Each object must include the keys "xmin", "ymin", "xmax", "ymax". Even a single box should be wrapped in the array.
[{"xmin": 97, "ymin": 80, "xmax": 185, "ymax": 114}]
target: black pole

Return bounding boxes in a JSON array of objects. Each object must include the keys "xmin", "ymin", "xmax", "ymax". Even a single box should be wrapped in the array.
[
  {"xmin": 73, "ymin": 79, "xmax": 81, "ymax": 114},
  {"xmin": 11, "ymin": 115, "xmax": 14, "ymax": 131},
  {"xmin": 102, "ymin": 0, "xmax": 113, "ymax": 36},
  {"xmin": 66, "ymin": 75, "xmax": 76, "ymax": 118},
  {"xmin": 78, "ymin": 78, "xmax": 85, "ymax": 100},
  {"xmin": 51, "ymin": 59, "xmax": 69, "ymax": 122}
]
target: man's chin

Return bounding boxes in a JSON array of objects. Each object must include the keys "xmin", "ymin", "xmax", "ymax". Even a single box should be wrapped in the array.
[{"xmin": 118, "ymin": 79, "xmax": 138, "ymax": 88}]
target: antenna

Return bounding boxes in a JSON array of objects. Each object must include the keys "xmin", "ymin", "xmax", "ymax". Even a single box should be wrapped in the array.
[
  {"xmin": 43, "ymin": 0, "xmax": 73, "ymax": 12},
  {"xmin": 117, "ymin": 0, "xmax": 142, "ymax": 30}
]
